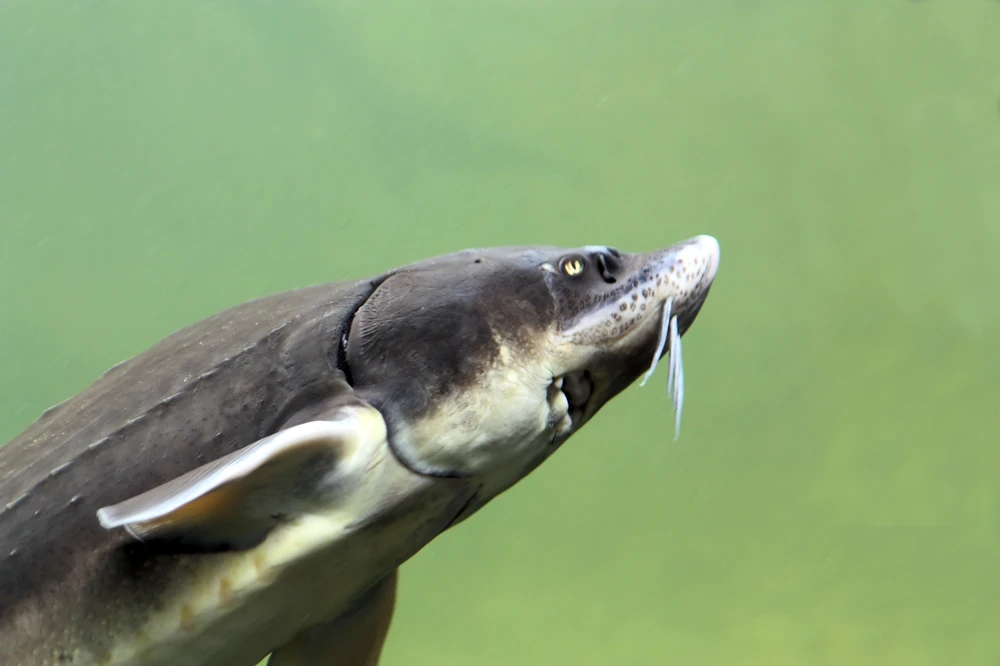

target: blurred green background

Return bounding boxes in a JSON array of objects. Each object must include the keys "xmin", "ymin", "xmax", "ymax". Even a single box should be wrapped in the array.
[{"xmin": 2, "ymin": 1, "xmax": 998, "ymax": 664}]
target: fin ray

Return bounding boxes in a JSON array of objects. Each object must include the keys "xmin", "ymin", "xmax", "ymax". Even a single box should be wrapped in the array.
[{"xmin": 96, "ymin": 409, "xmax": 385, "ymax": 550}]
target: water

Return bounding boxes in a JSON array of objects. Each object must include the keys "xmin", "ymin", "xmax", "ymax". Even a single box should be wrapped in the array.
[{"xmin": 1, "ymin": 1, "xmax": 998, "ymax": 664}]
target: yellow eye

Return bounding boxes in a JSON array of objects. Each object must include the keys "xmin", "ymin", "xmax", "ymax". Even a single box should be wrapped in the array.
[{"xmin": 560, "ymin": 257, "xmax": 585, "ymax": 277}]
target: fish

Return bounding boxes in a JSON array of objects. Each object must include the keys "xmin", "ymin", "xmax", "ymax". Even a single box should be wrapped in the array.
[{"xmin": 0, "ymin": 236, "xmax": 720, "ymax": 665}]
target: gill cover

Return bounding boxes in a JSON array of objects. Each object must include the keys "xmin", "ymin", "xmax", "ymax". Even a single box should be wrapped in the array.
[{"xmin": 344, "ymin": 248, "xmax": 558, "ymax": 477}]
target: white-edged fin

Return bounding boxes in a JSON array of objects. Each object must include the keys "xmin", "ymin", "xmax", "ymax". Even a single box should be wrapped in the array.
[
  {"xmin": 96, "ymin": 410, "xmax": 385, "ymax": 550},
  {"xmin": 639, "ymin": 298, "xmax": 672, "ymax": 388},
  {"xmin": 667, "ymin": 315, "xmax": 684, "ymax": 440}
]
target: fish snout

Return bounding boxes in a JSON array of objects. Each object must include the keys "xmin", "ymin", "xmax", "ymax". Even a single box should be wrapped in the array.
[{"xmin": 648, "ymin": 234, "xmax": 720, "ymax": 335}]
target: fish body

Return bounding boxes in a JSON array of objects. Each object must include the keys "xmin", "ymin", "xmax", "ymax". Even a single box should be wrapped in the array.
[{"xmin": 0, "ymin": 237, "xmax": 720, "ymax": 665}]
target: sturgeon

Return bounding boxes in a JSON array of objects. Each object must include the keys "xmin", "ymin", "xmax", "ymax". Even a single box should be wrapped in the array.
[{"xmin": 0, "ymin": 236, "xmax": 720, "ymax": 665}]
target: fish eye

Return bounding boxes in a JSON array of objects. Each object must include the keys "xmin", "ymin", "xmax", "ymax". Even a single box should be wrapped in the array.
[{"xmin": 559, "ymin": 256, "xmax": 586, "ymax": 277}]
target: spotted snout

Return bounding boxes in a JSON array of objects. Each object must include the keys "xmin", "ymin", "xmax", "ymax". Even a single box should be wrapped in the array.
[
  {"xmin": 557, "ymin": 235, "xmax": 720, "ymax": 346},
  {"xmin": 651, "ymin": 234, "xmax": 719, "ymax": 335}
]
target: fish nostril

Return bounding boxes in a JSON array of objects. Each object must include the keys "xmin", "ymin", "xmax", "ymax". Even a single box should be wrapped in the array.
[{"xmin": 594, "ymin": 254, "xmax": 617, "ymax": 284}]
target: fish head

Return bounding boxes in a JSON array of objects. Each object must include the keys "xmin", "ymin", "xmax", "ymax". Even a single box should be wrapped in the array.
[{"xmin": 345, "ymin": 235, "xmax": 720, "ymax": 518}]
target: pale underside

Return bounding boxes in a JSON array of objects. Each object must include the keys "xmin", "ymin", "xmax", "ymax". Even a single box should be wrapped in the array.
[{"xmin": 49, "ymin": 404, "xmax": 475, "ymax": 666}]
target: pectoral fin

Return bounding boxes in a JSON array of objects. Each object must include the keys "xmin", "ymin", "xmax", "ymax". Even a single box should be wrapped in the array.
[
  {"xmin": 97, "ymin": 406, "xmax": 387, "ymax": 550},
  {"xmin": 267, "ymin": 569, "xmax": 398, "ymax": 666}
]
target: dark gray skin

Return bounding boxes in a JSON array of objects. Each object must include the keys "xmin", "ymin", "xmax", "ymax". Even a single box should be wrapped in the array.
[
  {"xmin": 0, "ymin": 279, "xmax": 383, "ymax": 660},
  {"xmin": 0, "ymin": 238, "xmax": 720, "ymax": 665}
]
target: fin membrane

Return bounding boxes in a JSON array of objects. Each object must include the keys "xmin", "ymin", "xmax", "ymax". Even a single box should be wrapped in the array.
[{"xmin": 97, "ymin": 416, "xmax": 377, "ymax": 551}]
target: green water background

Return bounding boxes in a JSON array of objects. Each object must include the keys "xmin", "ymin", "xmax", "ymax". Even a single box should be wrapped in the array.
[{"xmin": 1, "ymin": 1, "xmax": 998, "ymax": 664}]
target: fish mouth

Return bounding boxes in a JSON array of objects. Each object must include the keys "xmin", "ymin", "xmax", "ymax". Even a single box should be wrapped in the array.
[
  {"xmin": 442, "ymin": 370, "xmax": 596, "ymax": 530},
  {"xmin": 547, "ymin": 370, "xmax": 594, "ymax": 443}
]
